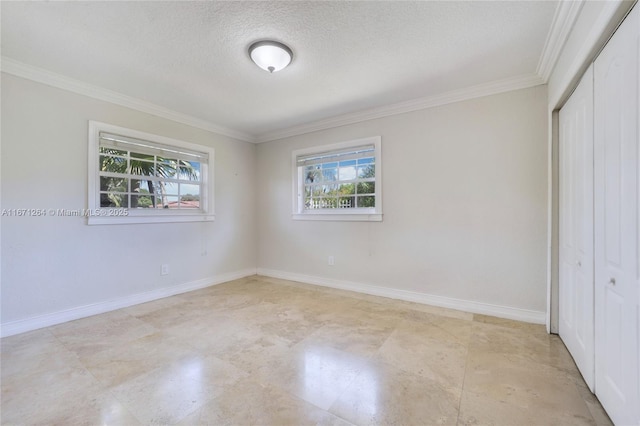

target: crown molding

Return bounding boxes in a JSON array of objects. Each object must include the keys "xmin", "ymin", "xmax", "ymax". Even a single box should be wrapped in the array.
[
  {"xmin": 255, "ymin": 73, "xmax": 545, "ymax": 143},
  {"xmin": 537, "ymin": 0, "xmax": 585, "ymax": 82},
  {"xmin": 0, "ymin": 57, "xmax": 256, "ymax": 143},
  {"xmin": 1, "ymin": 57, "xmax": 546, "ymax": 145}
]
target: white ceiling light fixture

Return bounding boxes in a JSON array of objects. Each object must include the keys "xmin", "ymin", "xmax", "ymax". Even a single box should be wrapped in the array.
[{"xmin": 249, "ymin": 40, "xmax": 293, "ymax": 73}]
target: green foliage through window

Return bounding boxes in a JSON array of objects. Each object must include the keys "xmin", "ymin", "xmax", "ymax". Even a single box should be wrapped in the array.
[
  {"xmin": 302, "ymin": 157, "xmax": 376, "ymax": 210},
  {"xmin": 99, "ymin": 133, "xmax": 204, "ymax": 210}
]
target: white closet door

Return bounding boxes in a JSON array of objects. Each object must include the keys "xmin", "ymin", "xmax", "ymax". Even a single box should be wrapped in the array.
[
  {"xmin": 594, "ymin": 5, "xmax": 639, "ymax": 425},
  {"xmin": 559, "ymin": 65, "xmax": 595, "ymax": 391}
]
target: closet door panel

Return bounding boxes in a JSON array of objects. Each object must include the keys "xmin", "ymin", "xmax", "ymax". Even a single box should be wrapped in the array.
[
  {"xmin": 594, "ymin": 5, "xmax": 639, "ymax": 425},
  {"xmin": 559, "ymin": 65, "xmax": 595, "ymax": 391}
]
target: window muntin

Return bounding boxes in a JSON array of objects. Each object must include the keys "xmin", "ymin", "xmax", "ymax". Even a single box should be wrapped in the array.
[
  {"xmin": 88, "ymin": 122, "xmax": 214, "ymax": 224},
  {"xmin": 292, "ymin": 137, "xmax": 382, "ymax": 221}
]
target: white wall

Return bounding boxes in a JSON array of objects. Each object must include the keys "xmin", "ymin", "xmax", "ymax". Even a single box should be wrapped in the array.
[
  {"xmin": 0, "ymin": 74, "xmax": 550, "ymax": 329},
  {"xmin": 257, "ymin": 86, "xmax": 548, "ymax": 319},
  {"xmin": 1, "ymin": 74, "xmax": 257, "ymax": 328}
]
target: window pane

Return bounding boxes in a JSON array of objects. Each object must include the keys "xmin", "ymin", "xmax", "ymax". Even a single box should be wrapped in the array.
[
  {"xmin": 177, "ymin": 161, "xmax": 201, "ymax": 181},
  {"xmin": 159, "ymin": 196, "xmax": 179, "ymax": 209},
  {"xmin": 128, "ymin": 159, "xmax": 155, "ymax": 177},
  {"xmin": 322, "ymin": 184, "xmax": 338, "ymax": 195},
  {"xmin": 318, "ymin": 198, "xmax": 336, "ymax": 209},
  {"xmin": 304, "ymin": 197, "xmax": 313, "ymax": 209},
  {"xmin": 358, "ymin": 196, "xmax": 375, "ymax": 208},
  {"xmin": 323, "ymin": 198, "xmax": 338, "ymax": 208},
  {"xmin": 358, "ymin": 157, "xmax": 374, "ymax": 165},
  {"xmin": 305, "ymin": 166, "xmax": 321, "ymax": 184},
  {"xmin": 100, "ymin": 155, "xmax": 127, "ymax": 173},
  {"xmin": 155, "ymin": 158, "xmax": 175, "ymax": 179},
  {"xmin": 356, "ymin": 182, "xmax": 375, "ymax": 195},
  {"xmin": 338, "ymin": 183, "xmax": 355, "ymax": 195},
  {"xmin": 100, "ymin": 192, "xmax": 128, "ymax": 208},
  {"xmin": 100, "ymin": 176, "xmax": 127, "ymax": 192},
  {"xmin": 338, "ymin": 196, "xmax": 355, "ymax": 208},
  {"xmin": 180, "ymin": 183, "xmax": 200, "ymax": 197},
  {"xmin": 357, "ymin": 164, "xmax": 375, "ymax": 178},
  {"xmin": 305, "ymin": 197, "xmax": 318, "ymax": 209},
  {"xmin": 322, "ymin": 168, "xmax": 337, "ymax": 182},
  {"xmin": 161, "ymin": 181, "xmax": 179, "ymax": 196},
  {"xmin": 322, "ymin": 162, "xmax": 338, "ymax": 169},
  {"xmin": 132, "ymin": 194, "xmax": 156, "ymax": 209},
  {"xmin": 191, "ymin": 162, "xmax": 202, "ymax": 181},
  {"xmin": 180, "ymin": 185, "xmax": 200, "ymax": 208},
  {"xmin": 132, "ymin": 179, "xmax": 153, "ymax": 195},
  {"xmin": 305, "ymin": 185, "xmax": 324, "ymax": 197},
  {"xmin": 338, "ymin": 166, "xmax": 356, "ymax": 181}
]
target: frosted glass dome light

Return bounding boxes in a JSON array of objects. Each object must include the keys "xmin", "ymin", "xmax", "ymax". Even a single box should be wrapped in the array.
[{"xmin": 249, "ymin": 40, "xmax": 293, "ymax": 73}]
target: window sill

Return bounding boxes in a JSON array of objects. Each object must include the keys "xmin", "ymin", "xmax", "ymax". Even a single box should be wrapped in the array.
[
  {"xmin": 87, "ymin": 213, "xmax": 215, "ymax": 225},
  {"xmin": 292, "ymin": 213, "xmax": 382, "ymax": 222}
]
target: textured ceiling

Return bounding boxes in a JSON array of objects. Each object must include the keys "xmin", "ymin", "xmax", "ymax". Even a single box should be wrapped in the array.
[{"xmin": 1, "ymin": 1, "xmax": 559, "ymax": 141}]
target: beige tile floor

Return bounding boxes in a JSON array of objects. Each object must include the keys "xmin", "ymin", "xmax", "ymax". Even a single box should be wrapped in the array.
[{"xmin": 1, "ymin": 275, "xmax": 612, "ymax": 425}]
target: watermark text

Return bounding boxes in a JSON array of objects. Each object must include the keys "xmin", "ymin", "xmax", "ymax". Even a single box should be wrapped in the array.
[{"xmin": 1, "ymin": 208, "xmax": 129, "ymax": 217}]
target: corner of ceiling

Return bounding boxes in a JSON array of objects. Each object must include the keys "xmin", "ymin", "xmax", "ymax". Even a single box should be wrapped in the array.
[
  {"xmin": 0, "ymin": 56, "xmax": 258, "ymax": 143},
  {"xmin": 536, "ymin": 0, "xmax": 585, "ymax": 83}
]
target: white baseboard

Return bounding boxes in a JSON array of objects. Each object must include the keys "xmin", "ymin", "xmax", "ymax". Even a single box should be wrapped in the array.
[
  {"xmin": 0, "ymin": 268, "xmax": 257, "ymax": 338},
  {"xmin": 1, "ymin": 267, "xmax": 546, "ymax": 338},
  {"xmin": 257, "ymin": 268, "xmax": 546, "ymax": 324}
]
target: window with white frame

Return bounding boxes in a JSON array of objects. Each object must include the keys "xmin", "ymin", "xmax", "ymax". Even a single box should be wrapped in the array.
[
  {"xmin": 88, "ymin": 121, "xmax": 214, "ymax": 224},
  {"xmin": 292, "ymin": 136, "xmax": 382, "ymax": 221}
]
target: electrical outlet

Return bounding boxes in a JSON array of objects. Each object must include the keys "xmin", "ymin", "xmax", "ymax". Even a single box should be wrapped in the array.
[
  {"xmin": 161, "ymin": 264, "xmax": 169, "ymax": 275},
  {"xmin": 328, "ymin": 256, "xmax": 335, "ymax": 266}
]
